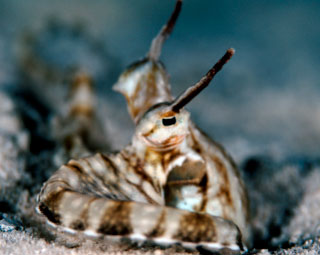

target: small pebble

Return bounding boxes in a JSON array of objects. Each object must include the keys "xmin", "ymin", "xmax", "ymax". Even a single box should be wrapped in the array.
[{"xmin": 0, "ymin": 218, "xmax": 16, "ymax": 232}]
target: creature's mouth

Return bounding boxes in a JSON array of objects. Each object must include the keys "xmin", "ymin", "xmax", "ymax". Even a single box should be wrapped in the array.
[{"xmin": 142, "ymin": 134, "xmax": 186, "ymax": 151}]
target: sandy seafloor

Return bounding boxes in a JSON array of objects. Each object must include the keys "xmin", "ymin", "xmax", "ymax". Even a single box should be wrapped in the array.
[{"xmin": 0, "ymin": 0, "xmax": 320, "ymax": 254}]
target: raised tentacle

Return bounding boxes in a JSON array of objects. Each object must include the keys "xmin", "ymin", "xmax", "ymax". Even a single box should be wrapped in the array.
[
  {"xmin": 148, "ymin": 0, "xmax": 183, "ymax": 61},
  {"xmin": 171, "ymin": 48, "xmax": 235, "ymax": 112}
]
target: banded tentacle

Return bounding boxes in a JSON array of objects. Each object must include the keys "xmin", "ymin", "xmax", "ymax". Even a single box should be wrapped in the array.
[{"xmin": 37, "ymin": 153, "xmax": 244, "ymax": 253}]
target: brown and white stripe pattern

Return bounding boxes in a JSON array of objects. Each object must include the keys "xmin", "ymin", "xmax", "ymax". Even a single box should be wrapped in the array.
[
  {"xmin": 38, "ymin": 115, "xmax": 249, "ymax": 253},
  {"xmin": 37, "ymin": 149, "xmax": 244, "ymax": 253},
  {"xmin": 37, "ymin": 0, "xmax": 250, "ymax": 254}
]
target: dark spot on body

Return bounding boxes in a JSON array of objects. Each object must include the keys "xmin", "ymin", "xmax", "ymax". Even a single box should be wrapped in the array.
[
  {"xmin": 38, "ymin": 202, "xmax": 61, "ymax": 224},
  {"xmin": 38, "ymin": 188, "xmax": 70, "ymax": 224},
  {"xmin": 70, "ymin": 220, "xmax": 85, "ymax": 231},
  {"xmin": 173, "ymin": 212, "xmax": 217, "ymax": 243},
  {"xmin": 98, "ymin": 201, "xmax": 133, "ymax": 235}
]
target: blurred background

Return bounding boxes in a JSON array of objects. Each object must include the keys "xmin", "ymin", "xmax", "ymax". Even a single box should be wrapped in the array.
[
  {"xmin": 0, "ymin": 0, "xmax": 319, "ymax": 162},
  {"xmin": 1, "ymin": 1, "xmax": 320, "ymax": 251}
]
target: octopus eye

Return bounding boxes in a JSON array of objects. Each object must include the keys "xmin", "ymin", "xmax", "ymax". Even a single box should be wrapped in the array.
[{"xmin": 162, "ymin": 117, "xmax": 176, "ymax": 126}]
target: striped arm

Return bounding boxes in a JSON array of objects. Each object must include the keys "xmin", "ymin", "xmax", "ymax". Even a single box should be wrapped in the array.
[{"xmin": 37, "ymin": 154, "xmax": 244, "ymax": 253}]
